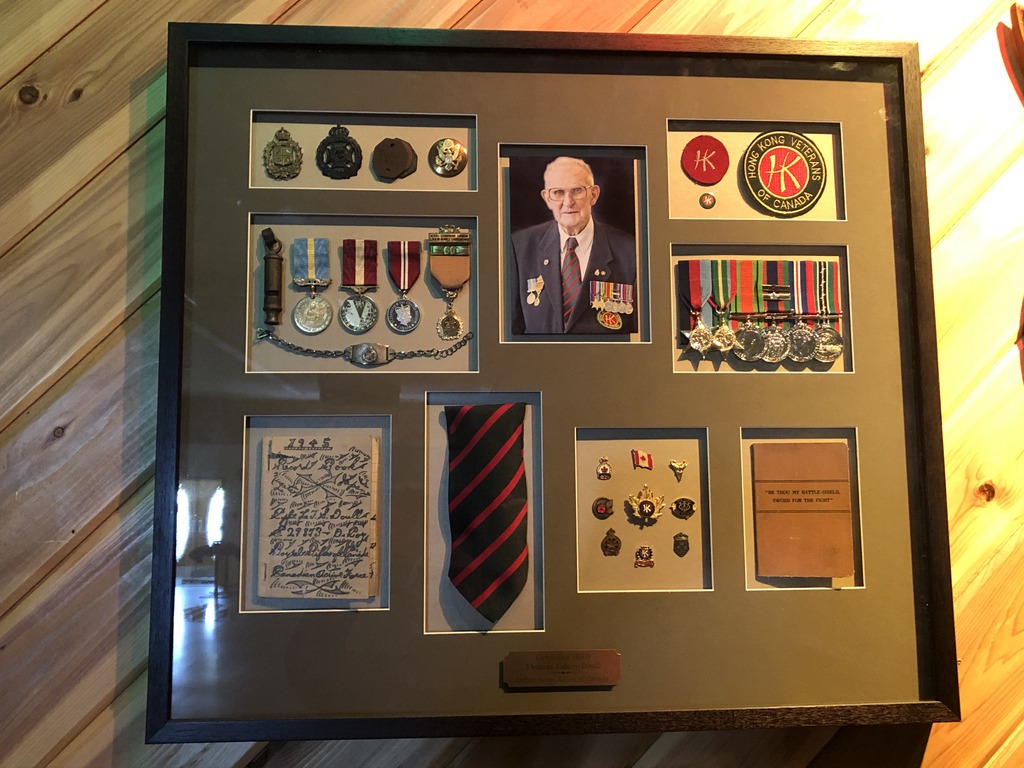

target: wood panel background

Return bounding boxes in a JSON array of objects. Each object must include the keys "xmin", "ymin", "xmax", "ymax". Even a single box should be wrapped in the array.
[{"xmin": 1, "ymin": 1, "xmax": 1022, "ymax": 766}]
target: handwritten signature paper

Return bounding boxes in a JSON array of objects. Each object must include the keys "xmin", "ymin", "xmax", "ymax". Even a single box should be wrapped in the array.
[{"xmin": 257, "ymin": 434, "xmax": 380, "ymax": 600}]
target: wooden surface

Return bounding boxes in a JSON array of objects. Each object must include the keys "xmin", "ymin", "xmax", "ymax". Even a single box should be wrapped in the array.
[{"xmin": 1, "ymin": 1, "xmax": 1022, "ymax": 766}]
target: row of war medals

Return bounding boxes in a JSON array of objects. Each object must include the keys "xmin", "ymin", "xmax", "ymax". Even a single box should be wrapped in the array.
[
  {"xmin": 680, "ymin": 260, "xmax": 844, "ymax": 364},
  {"xmin": 260, "ymin": 226, "xmax": 470, "ymax": 340},
  {"xmin": 686, "ymin": 305, "xmax": 844, "ymax": 364}
]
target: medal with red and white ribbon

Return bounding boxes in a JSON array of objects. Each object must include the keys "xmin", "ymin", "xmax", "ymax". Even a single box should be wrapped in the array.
[
  {"xmin": 788, "ymin": 260, "xmax": 819, "ymax": 362},
  {"xmin": 339, "ymin": 239, "xmax": 379, "ymax": 333},
  {"xmin": 385, "ymin": 240, "xmax": 421, "ymax": 333}
]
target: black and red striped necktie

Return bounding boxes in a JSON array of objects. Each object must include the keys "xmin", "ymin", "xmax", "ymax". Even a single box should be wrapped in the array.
[
  {"xmin": 444, "ymin": 402, "xmax": 529, "ymax": 623},
  {"xmin": 561, "ymin": 236, "xmax": 581, "ymax": 329}
]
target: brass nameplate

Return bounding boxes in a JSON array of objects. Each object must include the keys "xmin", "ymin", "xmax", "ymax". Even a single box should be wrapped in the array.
[{"xmin": 502, "ymin": 649, "xmax": 620, "ymax": 689}]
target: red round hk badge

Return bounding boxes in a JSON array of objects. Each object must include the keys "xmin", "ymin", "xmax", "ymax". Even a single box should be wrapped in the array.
[{"xmin": 681, "ymin": 134, "xmax": 729, "ymax": 186}]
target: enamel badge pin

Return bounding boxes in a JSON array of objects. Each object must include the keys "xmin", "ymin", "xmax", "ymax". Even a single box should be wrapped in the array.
[
  {"xmin": 626, "ymin": 485, "xmax": 664, "ymax": 529},
  {"xmin": 634, "ymin": 545, "xmax": 655, "ymax": 568}
]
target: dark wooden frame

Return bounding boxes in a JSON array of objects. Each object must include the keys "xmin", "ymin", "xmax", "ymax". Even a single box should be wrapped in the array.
[{"xmin": 148, "ymin": 22, "xmax": 959, "ymax": 742}]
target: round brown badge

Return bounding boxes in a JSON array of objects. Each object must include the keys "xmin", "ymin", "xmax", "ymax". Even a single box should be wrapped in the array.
[{"xmin": 371, "ymin": 137, "xmax": 417, "ymax": 182}]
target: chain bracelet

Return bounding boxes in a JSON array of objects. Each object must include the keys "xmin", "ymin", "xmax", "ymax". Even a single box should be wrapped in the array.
[{"xmin": 255, "ymin": 327, "xmax": 473, "ymax": 362}]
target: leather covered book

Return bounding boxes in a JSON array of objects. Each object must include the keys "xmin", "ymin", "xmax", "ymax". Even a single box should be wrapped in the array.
[{"xmin": 751, "ymin": 441, "xmax": 854, "ymax": 578}]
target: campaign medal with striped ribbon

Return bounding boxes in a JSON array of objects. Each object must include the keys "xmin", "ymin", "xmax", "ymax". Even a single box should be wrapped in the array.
[
  {"xmin": 385, "ymin": 240, "xmax": 422, "ymax": 334},
  {"xmin": 525, "ymin": 275, "xmax": 545, "ymax": 307},
  {"xmin": 788, "ymin": 260, "xmax": 820, "ymax": 362},
  {"xmin": 760, "ymin": 259, "xmax": 793, "ymax": 364},
  {"xmin": 429, "ymin": 225, "xmax": 472, "ymax": 340},
  {"xmin": 290, "ymin": 237, "xmax": 332, "ymax": 334},
  {"xmin": 339, "ymin": 239, "xmax": 379, "ymax": 333},
  {"xmin": 709, "ymin": 259, "xmax": 738, "ymax": 352},
  {"xmin": 731, "ymin": 259, "xmax": 766, "ymax": 362},
  {"xmin": 684, "ymin": 259, "xmax": 715, "ymax": 357},
  {"xmin": 813, "ymin": 260, "xmax": 844, "ymax": 362},
  {"xmin": 444, "ymin": 402, "xmax": 529, "ymax": 624},
  {"xmin": 589, "ymin": 281, "xmax": 633, "ymax": 330}
]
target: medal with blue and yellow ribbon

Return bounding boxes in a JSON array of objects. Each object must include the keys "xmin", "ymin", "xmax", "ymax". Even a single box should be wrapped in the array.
[{"xmin": 290, "ymin": 237, "xmax": 332, "ymax": 334}]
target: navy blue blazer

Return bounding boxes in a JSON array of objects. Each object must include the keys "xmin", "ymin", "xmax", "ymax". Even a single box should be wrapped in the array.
[{"xmin": 510, "ymin": 220, "xmax": 638, "ymax": 335}]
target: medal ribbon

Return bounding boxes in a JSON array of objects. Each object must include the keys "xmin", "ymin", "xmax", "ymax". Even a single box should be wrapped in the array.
[
  {"xmin": 428, "ymin": 229, "xmax": 472, "ymax": 290},
  {"xmin": 620, "ymin": 283, "xmax": 634, "ymax": 307},
  {"xmin": 387, "ymin": 240, "xmax": 421, "ymax": 294},
  {"xmin": 341, "ymin": 239, "xmax": 378, "ymax": 289},
  {"xmin": 816, "ymin": 260, "xmax": 842, "ymax": 327},
  {"xmin": 708, "ymin": 260, "xmax": 737, "ymax": 322},
  {"xmin": 686, "ymin": 259, "xmax": 714, "ymax": 329},
  {"xmin": 796, "ymin": 260, "xmax": 817, "ymax": 326},
  {"xmin": 761, "ymin": 260, "xmax": 793, "ymax": 315},
  {"xmin": 674, "ymin": 261, "xmax": 688, "ymax": 341},
  {"xmin": 730, "ymin": 259, "xmax": 763, "ymax": 327},
  {"xmin": 290, "ymin": 238, "xmax": 330, "ymax": 285},
  {"xmin": 589, "ymin": 281, "xmax": 633, "ymax": 308},
  {"xmin": 431, "ymin": 256, "xmax": 471, "ymax": 290},
  {"xmin": 780, "ymin": 261, "xmax": 794, "ymax": 311}
]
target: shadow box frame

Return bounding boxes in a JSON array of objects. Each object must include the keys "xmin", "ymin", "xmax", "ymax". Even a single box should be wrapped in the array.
[{"xmin": 148, "ymin": 22, "xmax": 960, "ymax": 743}]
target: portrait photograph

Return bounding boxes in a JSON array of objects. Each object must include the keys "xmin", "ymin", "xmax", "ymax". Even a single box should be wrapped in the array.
[{"xmin": 500, "ymin": 146, "xmax": 649, "ymax": 342}]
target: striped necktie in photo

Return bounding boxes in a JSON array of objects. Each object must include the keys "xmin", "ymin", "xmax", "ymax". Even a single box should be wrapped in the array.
[
  {"xmin": 444, "ymin": 402, "xmax": 529, "ymax": 623},
  {"xmin": 561, "ymin": 236, "xmax": 581, "ymax": 330}
]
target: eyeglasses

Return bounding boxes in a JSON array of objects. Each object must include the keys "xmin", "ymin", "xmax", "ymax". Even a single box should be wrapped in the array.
[{"xmin": 545, "ymin": 185, "xmax": 592, "ymax": 201}]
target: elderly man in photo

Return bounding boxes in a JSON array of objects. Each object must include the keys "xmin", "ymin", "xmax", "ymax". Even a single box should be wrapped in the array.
[{"xmin": 511, "ymin": 156, "xmax": 638, "ymax": 335}]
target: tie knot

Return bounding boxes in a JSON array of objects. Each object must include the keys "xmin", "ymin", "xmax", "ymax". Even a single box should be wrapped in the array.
[{"xmin": 565, "ymin": 237, "xmax": 578, "ymax": 254}]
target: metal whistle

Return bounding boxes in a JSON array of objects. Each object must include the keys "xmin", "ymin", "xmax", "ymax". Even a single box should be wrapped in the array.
[{"xmin": 261, "ymin": 227, "xmax": 284, "ymax": 325}]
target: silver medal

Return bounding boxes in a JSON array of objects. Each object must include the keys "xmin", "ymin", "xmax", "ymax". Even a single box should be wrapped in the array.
[
  {"xmin": 814, "ymin": 325, "xmax": 844, "ymax": 362},
  {"xmin": 292, "ymin": 293, "xmax": 332, "ymax": 334},
  {"xmin": 732, "ymin": 321, "xmax": 766, "ymax": 362},
  {"xmin": 386, "ymin": 297, "xmax": 420, "ymax": 334},
  {"xmin": 788, "ymin": 320, "xmax": 818, "ymax": 362},
  {"xmin": 760, "ymin": 324, "xmax": 791, "ymax": 364},
  {"xmin": 339, "ymin": 294, "xmax": 379, "ymax": 333}
]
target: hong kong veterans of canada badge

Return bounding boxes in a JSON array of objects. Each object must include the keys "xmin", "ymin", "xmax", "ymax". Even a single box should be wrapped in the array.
[{"xmin": 741, "ymin": 130, "xmax": 827, "ymax": 218}]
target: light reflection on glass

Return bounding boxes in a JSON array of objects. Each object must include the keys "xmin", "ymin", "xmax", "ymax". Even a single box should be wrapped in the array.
[
  {"xmin": 175, "ymin": 487, "xmax": 190, "ymax": 561},
  {"xmin": 172, "ymin": 586, "xmax": 185, "ymax": 661},
  {"xmin": 207, "ymin": 487, "xmax": 224, "ymax": 546}
]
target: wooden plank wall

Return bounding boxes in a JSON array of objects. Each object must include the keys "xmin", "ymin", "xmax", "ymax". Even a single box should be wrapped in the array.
[{"xmin": 1, "ymin": 0, "xmax": 1021, "ymax": 765}]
